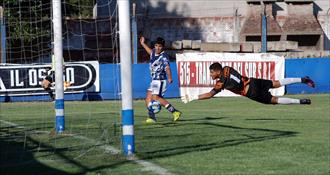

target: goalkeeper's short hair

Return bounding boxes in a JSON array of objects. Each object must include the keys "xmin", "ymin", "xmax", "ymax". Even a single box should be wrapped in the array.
[{"xmin": 209, "ymin": 62, "xmax": 222, "ymax": 71}]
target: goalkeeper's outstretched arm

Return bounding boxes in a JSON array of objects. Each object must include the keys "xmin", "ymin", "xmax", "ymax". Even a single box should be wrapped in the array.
[
  {"xmin": 198, "ymin": 91, "xmax": 217, "ymax": 100},
  {"xmin": 181, "ymin": 90, "xmax": 218, "ymax": 103},
  {"xmin": 181, "ymin": 81, "xmax": 222, "ymax": 103}
]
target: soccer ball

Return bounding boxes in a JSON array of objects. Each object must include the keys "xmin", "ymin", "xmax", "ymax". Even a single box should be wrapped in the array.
[{"xmin": 148, "ymin": 100, "xmax": 161, "ymax": 114}]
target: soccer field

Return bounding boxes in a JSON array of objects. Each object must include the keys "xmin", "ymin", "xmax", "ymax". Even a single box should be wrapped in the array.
[{"xmin": 1, "ymin": 94, "xmax": 329, "ymax": 175}]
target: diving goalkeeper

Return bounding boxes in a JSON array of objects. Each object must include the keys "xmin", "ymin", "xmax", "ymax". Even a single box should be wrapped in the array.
[
  {"xmin": 41, "ymin": 54, "xmax": 70, "ymax": 100},
  {"xmin": 181, "ymin": 62, "xmax": 315, "ymax": 105}
]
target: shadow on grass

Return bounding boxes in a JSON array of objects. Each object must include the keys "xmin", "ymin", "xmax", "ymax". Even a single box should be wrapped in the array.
[
  {"xmin": 1, "ymin": 115, "xmax": 298, "ymax": 175},
  {"xmin": 135, "ymin": 117, "xmax": 298, "ymax": 160},
  {"xmin": 0, "ymin": 125, "xmax": 130, "ymax": 175},
  {"xmin": 0, "ymin": 127, "xmax": 71, "ymax": 175}
]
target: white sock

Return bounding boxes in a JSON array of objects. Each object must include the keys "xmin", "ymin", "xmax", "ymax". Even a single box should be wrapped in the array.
[
  {"xmin": 279, "ymin": 78, "xmax": 301, "ymax": 86},
  {"xmin": 277, "ymin": 98, "xmax": 300, "ymax": 104}
]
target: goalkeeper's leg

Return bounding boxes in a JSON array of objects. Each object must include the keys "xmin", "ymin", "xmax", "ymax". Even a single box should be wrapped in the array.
[
  {"xmin": 272, "ymin": 96, "xmax": 311, "ymax": 105},
  {"xmin": 272, "ymin": 77, "xmax": 315, "ymax": 88}
]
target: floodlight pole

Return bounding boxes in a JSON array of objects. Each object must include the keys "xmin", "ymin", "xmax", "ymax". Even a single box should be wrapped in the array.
[
  {"xmin": 52, "ymin": 0, "xmax": 65, "ymax": 133},
  {"xmin": 118, "ymin": 0, "xmax": 135, "ymax": 155}
]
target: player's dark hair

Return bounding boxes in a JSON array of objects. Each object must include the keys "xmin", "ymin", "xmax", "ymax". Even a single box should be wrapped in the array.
[
  {"xmin": 155, "ymin": 37, "xmax": 165, "ymax": 46},
  {"xmin": 209, "ymin": 62, "xmax": 222, "ymax": 71}
]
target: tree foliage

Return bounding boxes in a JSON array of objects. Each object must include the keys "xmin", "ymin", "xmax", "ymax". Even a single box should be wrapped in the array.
[
  {"xmin": 1, "ymin": 0, "xmax": 96, "ymax": 62},
  {"xmin": 63, "ymin": 0, "xmax": 96, "ymax": 18},
  {"xmin": 2, "ymin": 0, "xmax": 96, "ymax": 42},
  {"xmin": 3, "ymin": 0, "xmax": 50, "ymax": 41}
]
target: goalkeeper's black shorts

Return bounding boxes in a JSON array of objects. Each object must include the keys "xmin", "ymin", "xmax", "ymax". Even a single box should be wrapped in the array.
[
  {"xmin": 44, "ymin": 71, "xmax": 55, "ymax": 83},
  {"xmin": 245, "ymin": 78, "xmax": 273, "ymax": 104}
]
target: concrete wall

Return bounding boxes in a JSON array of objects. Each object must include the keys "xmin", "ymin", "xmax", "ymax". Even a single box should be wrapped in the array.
[
  {"xmin": 137, "ymin": 0, "xmax": 249, "ymax": 17},
  {"xmin": 315, "ymin": 0, "xmax": 330, "ymax": 49},
  {"xmin": 62, "ymin": 0, "xmax": 330, "ymax": 64},
  {"xmin": 138, "ymin": 17, "xmax": 240, "ymax": 44},
  {"xmin": 136, "ymin": 0, "xmax": 247, "ymax": 43},
  {"xmin": 318, "ymin": 11, "xmax": 330, "ymax": 50},
  {"xmin": 276, "ymin": 1, "xmax": 330, "ymax": 50},
  {"xmin": 135, "ymin": 0, "xmax": 330, "ymax": 50},
  {"xmin": 273, "ymin": 1, "xmax": 330, "ymax": 50}
]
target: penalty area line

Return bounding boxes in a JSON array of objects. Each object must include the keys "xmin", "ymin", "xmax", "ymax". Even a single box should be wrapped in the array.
[{"xmin": 0, "ymin": 119, "xmax": 175, "ymax": 175}]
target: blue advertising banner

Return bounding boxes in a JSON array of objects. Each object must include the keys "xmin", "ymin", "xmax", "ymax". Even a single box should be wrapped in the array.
[
  {"xmin": 0, "ymin": 61, "xmax": 99, "ymax": 97},
  {"xmin": 0, "ymin": 58, "xmax": 329, "ymax": 102}
]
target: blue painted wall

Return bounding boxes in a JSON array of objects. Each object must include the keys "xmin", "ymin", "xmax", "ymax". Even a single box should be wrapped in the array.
[
  {"xmin": 1, "ymin": 58, "xmax": 329, "ymax": 102},
  {"xmin": 94, "ymin": 63, "xmax": 179, "ymax": 100},
  {"xmin": 285, "ymin": 58, "xmax": 330, "ymax": 94}
]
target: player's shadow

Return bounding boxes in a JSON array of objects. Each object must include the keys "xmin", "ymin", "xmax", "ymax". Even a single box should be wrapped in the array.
[
  {"xmin": 245, "ymin": 118, "xmax": 278, "ymax": 121},
  {"xmin": 0, "ymin": 125, "xmax": 131, "ymax": 175},
  {"xmin": 3, "ymin": 121, "xmax": 54, "ymax": 130},
  {"xmin": 135, "ymin": 120, "xmax": 298, "ymax": 159},
  {"xmin": 0, "ymin": 127, "xmax": 71, "ymax": 175},
  {"xmin": 179, "ymin": 116, "xmax": 228, "ymax": 122},
  {"xmin": 134, "ymin": 116, "xmax": 229, "ymax": 130}
]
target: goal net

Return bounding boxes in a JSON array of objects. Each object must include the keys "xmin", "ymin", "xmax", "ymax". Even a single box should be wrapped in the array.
[{"xmin": 0, "ymin": 1, "xmax": 127, "ymax": 174}]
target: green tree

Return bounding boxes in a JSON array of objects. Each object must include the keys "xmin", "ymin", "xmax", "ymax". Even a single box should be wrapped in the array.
[
  {"xmin": 2, "ymin": 0, "xmax": 96, "ymax": 62},
  {"xmin": 64, "ymin": 0, "xmax": 96, "ymax": 18}
]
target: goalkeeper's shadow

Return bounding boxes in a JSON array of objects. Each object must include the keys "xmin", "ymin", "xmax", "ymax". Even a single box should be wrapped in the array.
[{"xmin": 136, "ymin": 121, "xmax": 298, "ymax": 160}]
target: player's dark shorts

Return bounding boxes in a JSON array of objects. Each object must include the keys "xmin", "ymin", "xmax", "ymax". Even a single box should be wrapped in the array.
[
  {"xmin": 245, "ymin": 78, "xmax": 273, "ymax": 104},
  {"xmin": 44, "ymin": 72, "xmax": 55, "ymax": 83}
]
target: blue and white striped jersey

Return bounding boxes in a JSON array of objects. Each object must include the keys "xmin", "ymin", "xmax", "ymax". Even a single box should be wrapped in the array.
[{"xmin": 149, "ymin": 49, "xmax": 170, "ymax": 80}]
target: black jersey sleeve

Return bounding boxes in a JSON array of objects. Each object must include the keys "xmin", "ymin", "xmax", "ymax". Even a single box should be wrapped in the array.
[
  {"xmin": 210, "ymin": 88, "xmax": 220, "ymax": 95},
  {"xmin": 211, "ymin": 81, "xmax": 223, "ymax": 94}
]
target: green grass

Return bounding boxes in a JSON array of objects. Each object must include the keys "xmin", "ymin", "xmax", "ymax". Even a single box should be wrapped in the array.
[{"xmin": 1, "ymin": 94, "xmax": 329, "ymax": 175}]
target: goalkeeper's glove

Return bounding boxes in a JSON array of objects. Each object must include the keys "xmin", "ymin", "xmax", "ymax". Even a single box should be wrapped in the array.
[
  {"xmin": 181, "ymin": 94, "xmax": 199, "ymax": 104},
  {"xmin": 63, "ymin": 81, "xmax": 72, "ymax": 91}
]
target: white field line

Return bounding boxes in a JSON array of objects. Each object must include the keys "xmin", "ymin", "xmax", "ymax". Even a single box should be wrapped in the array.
[{"xmin": 0, "ymin": 119, "xmax": 175, "ymax": 175}]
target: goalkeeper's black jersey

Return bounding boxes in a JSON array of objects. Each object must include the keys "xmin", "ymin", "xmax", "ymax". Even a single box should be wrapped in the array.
[{"xmin": 212, "ymin": 66, "xmax": 250, "ymax": 96}]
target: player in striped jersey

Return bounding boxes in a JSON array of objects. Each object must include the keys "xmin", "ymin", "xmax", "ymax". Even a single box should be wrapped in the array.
[{"xmin": 140, "ymin": 36, "xmax": 182, "ymax": 123}]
